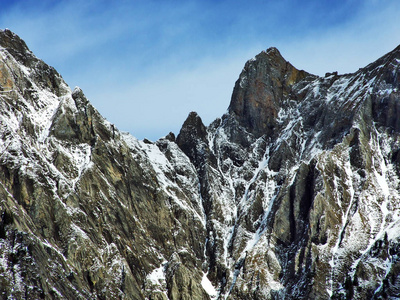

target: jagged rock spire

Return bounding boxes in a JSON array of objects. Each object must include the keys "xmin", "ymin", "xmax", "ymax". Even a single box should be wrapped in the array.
[{"xmin": 228, "ymin": 47, "xmax": 312, "ymax": 137}]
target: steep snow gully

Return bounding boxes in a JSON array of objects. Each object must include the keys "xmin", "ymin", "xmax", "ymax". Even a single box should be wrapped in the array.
[{"xmin": 1, "ymin": 29, "xmax": 400, "ymax": 299}]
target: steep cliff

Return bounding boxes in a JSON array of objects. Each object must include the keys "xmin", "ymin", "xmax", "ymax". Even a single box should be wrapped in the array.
[{"xmin": 1, "ymin": 29, "xmax": 400, "ymax": 299}]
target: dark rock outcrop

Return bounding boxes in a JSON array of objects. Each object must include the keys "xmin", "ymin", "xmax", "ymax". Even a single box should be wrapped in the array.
[{"xmin": 229, "ymin": 47, "xmax": 312, "ymax": 139}]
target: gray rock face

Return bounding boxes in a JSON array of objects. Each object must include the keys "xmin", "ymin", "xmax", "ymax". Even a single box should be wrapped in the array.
[
  {"xmin": 1, "ymin": 29, "xmax": 400, "ymax": 299},
  {"xmin": 229, "ymin": 47, "xmax": 311, "ymax": 140}
]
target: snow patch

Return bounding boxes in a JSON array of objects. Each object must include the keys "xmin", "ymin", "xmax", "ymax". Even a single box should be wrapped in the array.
[{"xmin": 201, "ymin": 273, "xmax": 218, "ymax": 299}]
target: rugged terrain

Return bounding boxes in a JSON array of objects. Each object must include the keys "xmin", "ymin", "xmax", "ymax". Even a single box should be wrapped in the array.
[{"xmin": 1, "ymin": 29, "xmax": 400, "ymax": 299}]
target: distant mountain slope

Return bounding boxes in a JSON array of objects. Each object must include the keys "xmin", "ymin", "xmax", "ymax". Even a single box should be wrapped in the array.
[{"xmin": 1, "ymin": 29, "xmax": 400, "ymax": 299}]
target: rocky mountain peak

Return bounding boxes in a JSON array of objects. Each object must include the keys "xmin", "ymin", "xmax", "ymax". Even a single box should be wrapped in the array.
[
  {"xmin": 176, "ymin": 111, "xmax": 210, "ymax": 167},
  {"xmin": 176, "ymin": 111, "xmax": 207, "ymax": 148},
  {"xmin": 0, "ymin": 29, "xmax": 30, "ymax": 53},
  {"xmin": 0, "ymin": 29, "xmax": 35, "ymax": 67},
  {"xmin": 0, "ymin": 30, "xmax": 65, "ymax": 98},
  {"xmin": 228, "ymin": 47, "xmax": 312, "ymax": 138},
  {"xmin": 364, "ymin": 44, "xmax": 400, "ymax": 92}
]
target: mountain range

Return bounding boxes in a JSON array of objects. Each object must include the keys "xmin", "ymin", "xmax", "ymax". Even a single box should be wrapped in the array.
[{"xmin": 1, "ymin": 29, "xmax": 400, "ymax": 299}]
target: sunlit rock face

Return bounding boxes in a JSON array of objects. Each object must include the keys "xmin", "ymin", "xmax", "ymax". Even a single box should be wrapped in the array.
[{"xmin": 1, "ymin": 29, "xmax": 400, "ymax": 299}]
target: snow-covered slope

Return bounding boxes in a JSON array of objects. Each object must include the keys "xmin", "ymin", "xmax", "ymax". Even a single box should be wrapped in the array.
[{"xmin": 1, "ymin": 29, "xmax": 400, "ymax": 299}]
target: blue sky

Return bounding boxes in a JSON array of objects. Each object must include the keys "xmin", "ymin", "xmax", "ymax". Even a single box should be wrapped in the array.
[{"xmin": 1, "ymin": 0, "xmax": 400, "ymax": 140}]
